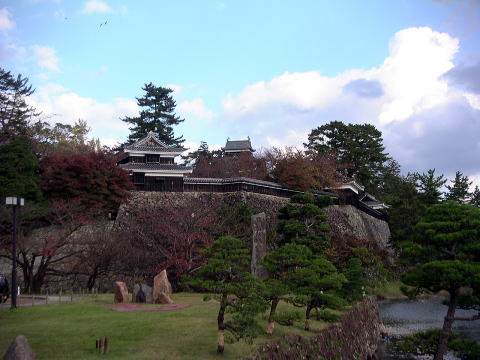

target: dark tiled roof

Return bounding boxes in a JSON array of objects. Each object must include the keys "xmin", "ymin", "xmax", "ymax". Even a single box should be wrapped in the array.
[
  {"xmin": 120, "ymin": 163, "xmax": 192, "ymax": 171},
  {"xmin": 185, "ymin": 177, "xmax": 282, "ymax": 187},
  {"xmin": 223, "ymin": 139, "xmax": 254, "ymax": 152},
  {"xmin": 185, "ymin": 177, "xmax": 338, "ymax": 198},
  {"xmin": 123, "ymin": 145, "xmax": 186, "ymax": 152}
]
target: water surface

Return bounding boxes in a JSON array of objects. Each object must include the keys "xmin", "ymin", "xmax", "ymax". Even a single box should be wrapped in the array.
[{"xmin": 378, "ymin": 296, "xmax": 480, "ymax": 359}]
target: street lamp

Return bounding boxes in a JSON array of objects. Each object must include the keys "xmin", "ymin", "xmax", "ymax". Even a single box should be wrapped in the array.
[{"xmin": 5, "ymin": 196, "xmax": 24, "ymax": 309}]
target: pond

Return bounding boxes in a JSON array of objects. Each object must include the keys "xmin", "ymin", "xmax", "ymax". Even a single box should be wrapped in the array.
[{"xmin": 378, "ymin": 296, "xmax": 480, "ymax": 359}]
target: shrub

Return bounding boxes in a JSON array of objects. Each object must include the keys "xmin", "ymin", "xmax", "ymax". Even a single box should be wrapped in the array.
[
  {"xmin": 274, "ymin": 311, "xmax": 303, "ymax": 326},
  {"xmin": 316, "ymin": 309, "xmax": 341, "ymax": 323}
]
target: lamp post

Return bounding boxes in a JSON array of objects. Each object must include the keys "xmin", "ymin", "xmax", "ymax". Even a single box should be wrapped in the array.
[{"xmin": 5, "ymin": 196, "xmax": 24, "ymax": 309}]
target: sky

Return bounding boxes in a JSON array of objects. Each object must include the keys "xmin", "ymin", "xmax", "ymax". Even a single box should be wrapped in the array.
[{"xmin": 1, "ymin": 0, "xmax": 480, "ymax": 185}]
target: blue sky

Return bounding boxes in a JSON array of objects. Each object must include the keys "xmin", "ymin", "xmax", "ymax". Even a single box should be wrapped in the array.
[{"xmin": 1, "ymin": 0, "xmax": 480, "ymax": 184}]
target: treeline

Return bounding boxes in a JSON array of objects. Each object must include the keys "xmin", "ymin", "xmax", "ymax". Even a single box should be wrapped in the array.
[{"xmin": 0, "ymin": 68, "xmax": 133, "ymax": 292}]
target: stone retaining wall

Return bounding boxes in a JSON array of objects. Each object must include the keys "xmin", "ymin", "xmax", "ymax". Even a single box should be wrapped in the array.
[{"xmin": 118, "ymin": 191, "xmax": 391, "ymax": 251}]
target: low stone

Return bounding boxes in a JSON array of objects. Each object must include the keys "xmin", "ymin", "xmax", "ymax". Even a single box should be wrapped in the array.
[
  {"xmin": 156, "ymin": 292, "xmax": 174, "ymax": 304},
  {"xmin": 114, "ymin": 281, "xmax": 129, "ymax": 303},
  {"xmin": 133, "ymin": 283, "xmax": 153, "ymax": 303},
  {"xmin": 2, "ymin": 335, "xmax": 37, "ymax": 360},
  {"xmin": 153, "ymin": 270, "xmax": 174, "ymax": 304}
]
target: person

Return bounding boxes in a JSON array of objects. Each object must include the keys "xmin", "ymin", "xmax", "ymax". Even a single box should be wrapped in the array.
[{"xmin": 0, "ymin": 274, "xmax": 10, "ymax": 303}]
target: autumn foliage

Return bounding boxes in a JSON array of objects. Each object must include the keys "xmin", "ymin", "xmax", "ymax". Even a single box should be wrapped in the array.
[
  {"xmin": 40, "ymin": 151, "xmax": 133, "ymax": 213},
  {"xmin": 117, "ymin": 196, "xmax": 218, "ymax": 288}
]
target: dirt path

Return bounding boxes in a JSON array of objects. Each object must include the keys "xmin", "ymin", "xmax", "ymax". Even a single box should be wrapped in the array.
[{"xmin": 111, "ymin": 302, "xmax": 214, "ymax": 312}]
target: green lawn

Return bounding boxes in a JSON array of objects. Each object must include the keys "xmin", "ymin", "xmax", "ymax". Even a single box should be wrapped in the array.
[
  {"xmin": 0, "ymin": 293, "xmax": 329, "ymax": 360},
  {"xmin": 371, "ymin": 281, "xmax": 406, "ymax": 299}
]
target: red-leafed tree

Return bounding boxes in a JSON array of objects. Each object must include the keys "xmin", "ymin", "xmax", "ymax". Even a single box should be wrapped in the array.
[
  {"xmin": 40, "ymin": 150, "xmax": 133, "ymax": 214},
  {"xmin": 117, "ymin": 195, "xmax": 218, "ymax": 288},
  {"xmin": 262, "ymin": 147, "xmax": 346, "ymax": 191},
  {"xmin": 192, "ymin": 151, "xmax": 268, "ymax": 179},
  {"xmin": 0, "ymin": 199, "xmax": 101, "ymax": 292}
]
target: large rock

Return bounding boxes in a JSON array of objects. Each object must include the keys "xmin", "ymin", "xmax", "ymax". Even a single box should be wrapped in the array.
[
  {"xmin": 251, "ymin": 212, "xmax": 268, "ymax": 280},
  {"xmin": 113, "ymin": 281, "xmax": 129, "ymax": 304},
  {"xmin": 133, "ymin": 283, "xmax": 153, "ymax": 303},
  {"xmin": 153, "ymin": 270, "xmax": 173, "ymax": 304},
  {"xmin": 2, "ymin": 335, "xmax": 37, "ymax": 360}
]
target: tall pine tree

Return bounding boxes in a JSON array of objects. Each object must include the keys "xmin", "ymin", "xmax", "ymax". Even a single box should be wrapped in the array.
[
  {"xmin": 305, "ymin": 121, "xmax": 389, "ymax": 193},
  {"xmin": 121, "ymin": 83, "xmax": 184, "ymax": 146},
  {"xmin": 409, "ymin": 168, "xmax": 446, "ymax": 205},
  {"xmin": 445, "ymin": 171, "xmax": 472, "ymax": 203},
  {"xmin": 0, "ymin": 68, "xmax": 38, "ymax": 145}
]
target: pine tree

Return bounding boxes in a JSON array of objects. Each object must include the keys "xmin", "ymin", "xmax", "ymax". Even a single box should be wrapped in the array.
[
  {"xmin": 189, "ymin": 237, "xmax": 267, "ymax": 353},
  {"xmin": 470, "ymin": 185, "xmax": 480, "ymax": 207},
  {"xmin": 305, "ymin": 121, "xmax": 389, "ymax": 193},
  {"xmin": 409, "ymin": 168, "xmax": 446, "ymax": 205},
  {"xmin": 0, "ymin": 136, "xmax": 42, "ymax": 202},
  {"xmin": 181, "ymin": 141, "xmax": 213, "ymax": 166},
  {"xmin": 445, "ymin": 171, "xmax": 472, "ymax": 203},
  {"xmin": 0, "ymin": 68, "xmax": 38, "ymax": 145},
  {"xmin": 274, "ymin": 193, "xmax": 347, "ymax": 331},
  {"xmin": 121, "ymin": 83, "xmax": 184, "ymax": 146},
  {"xmin": 401, "ymin": 201, "xmax": 480, "ymax": 360}
]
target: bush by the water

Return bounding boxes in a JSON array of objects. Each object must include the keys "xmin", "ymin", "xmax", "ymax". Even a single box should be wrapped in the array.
[{"xmin": 398, "ymin": 329, "xmax": 480, "ymax": 359}]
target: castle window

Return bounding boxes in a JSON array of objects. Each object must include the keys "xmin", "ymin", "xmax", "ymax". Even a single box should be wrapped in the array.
[{"xmin": 146, "ymin": 154, "xmax": 159, "ymax": 163}]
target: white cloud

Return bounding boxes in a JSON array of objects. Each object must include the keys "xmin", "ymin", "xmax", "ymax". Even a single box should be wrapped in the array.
[
  {"xmin": 82, "ymin": 0, "xmax": 112, "ymax": 14},
  {"xmin": 30, "ymin": 83, "xmax": 138, "ymax": 146},
  {"xmin": 178, "ymin": 98, "xmax": 215, "ymax": 120},
  {"xmin": 0, "ymin": 8, "xmax": 15, "ymax": 32},
  {"xmin": 32, "ymin": 45, "xmax": 61, "ymax": 72},
  {"xmin": 219, "ymin": 26, "xmax": 480, "ymax": 181},
  {"xmin": 167, "ymin": 83, "xmax": 183, "ymax": 96}
]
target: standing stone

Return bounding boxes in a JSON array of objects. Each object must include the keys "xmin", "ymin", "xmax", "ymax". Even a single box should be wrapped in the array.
[
  {"xmin": 133, "ymin": 283, "xmax": 141, "ymax": 302},
  {"xmin": 2, "ymin": 335, "xmax": 37, "ymax": 360},
  {"xmin": 133, "ymin": 283, "xmax": 153, "ymax": 303},
  {"xmin": 153, "ymin": 270, "xmax": 173, "ymax": 304},
  {"xmin": 141, "ymin": 284, "xmax": 153, "ymax": 303},
  {"xmin": 113, "ymin": 281, "xmax": 129, "ymax": 303},
  {"xmin": 251, "ymin": 212, "xmax": 268, "ymax": 279}
]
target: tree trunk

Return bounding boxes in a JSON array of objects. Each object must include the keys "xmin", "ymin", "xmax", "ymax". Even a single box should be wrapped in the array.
[
  {"xmin": 434, "ymin": 291, "xmax": 459, "ymax": 360},
  {"xmin": 304, "ymin": 303, "xmax": 313, "ymax": 331},
  {"xmin": 267, "ymin": 298, "xmax": 280, "ymax": 334},
  {"xmin": 87, "ymin": 268, "xmax": 98, "ymax": 290},
  {"xmin": 217, "ymin": 293, "xmax": 228, "ymax": 354}
]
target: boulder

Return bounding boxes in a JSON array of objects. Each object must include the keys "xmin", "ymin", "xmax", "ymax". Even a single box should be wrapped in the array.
[
  {"xmin": 2, "ymin": 335, "xmax": 37, "ymax": 360},
  {"xmin": 133, "ymin": 283, "xmax": 153, "ymax": 303},
  {"xmin": 113, "ymin": 281, "xmax": 129, "ymax": 304},
  {"xmin": 153, "ymin": 270, "xmax": 174, "ymax": 304}
]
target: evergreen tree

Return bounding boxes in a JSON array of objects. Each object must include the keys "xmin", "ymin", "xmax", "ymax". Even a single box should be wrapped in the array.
[
  {"xmin": 274, "ymin": 194, "xmax": 347, "ymax": 331},
  {"xmin": 0, "ymin": 136, "xmax": 42, "ymax": 202},
  {"xmin": 180, "ymin": 141, "xmax": 222, "ymax": 166},
  {"xmin": 445, "ymin": 171, "xmax": 472, "ymax": 203},
  {"xmin": 189, "ymin": 237, "xmax": 267, "ymax": 353},
  {"xmin": 0, "ymin": 68, "xmax": 38, "ymax": 144},
  {"xmin": 400, "ymin": 201, "xmax": 480, "ymax": 360},
  {"xmin": 261, "ymin": 243, "xmax": 312, "ymax": 334},
  {"xmin": 121, "ymin": 83, "xmax": 184, "ymax": 146},
  {"xmin": 305, "ymin": 121, "xmax": 389, "ymax": 193},
  {"xmin": 470, "ymin": 185, "xmax": 480, "ymax": 207},
  {"xmin": 378, "ymin": 161, "xmax": 426, "ymax": 245},
  {"xmin": 409, "ymin": 168, "xmax": 446, "ymax": 205}
]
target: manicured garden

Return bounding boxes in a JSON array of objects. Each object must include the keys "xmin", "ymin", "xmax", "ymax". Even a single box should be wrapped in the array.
[{"xmin": 0, "ymin": 293, "xmax": 330, "ymax": 360}]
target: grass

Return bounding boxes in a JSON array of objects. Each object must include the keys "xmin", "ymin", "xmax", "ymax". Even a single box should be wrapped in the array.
[
  {"xmin": 0, "ymin": 293, "xmax": 330, "ymax": 360},
  {"xmin": 371, "ymin": 281, "xmax": 406, "ymax": 299}
]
